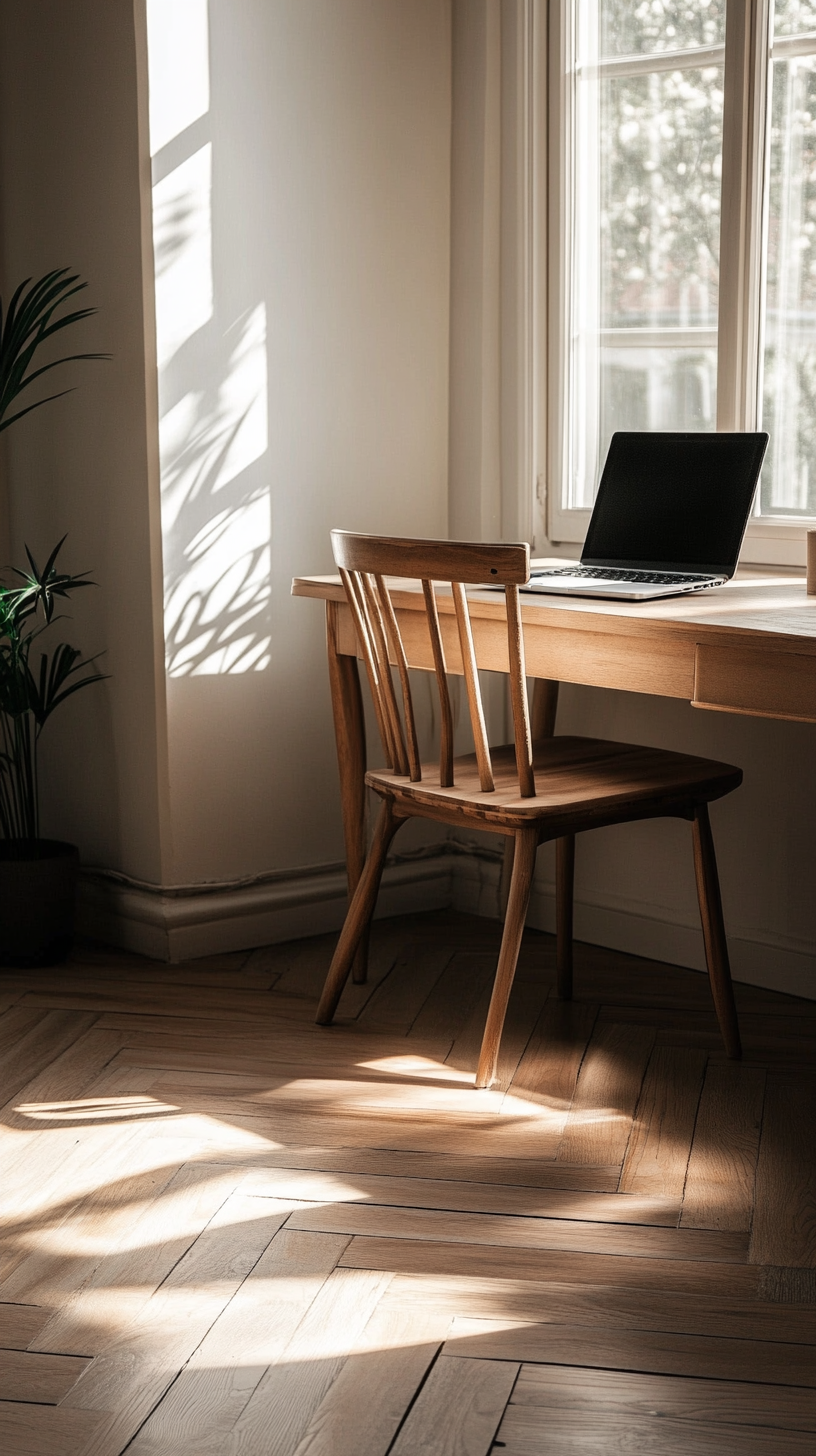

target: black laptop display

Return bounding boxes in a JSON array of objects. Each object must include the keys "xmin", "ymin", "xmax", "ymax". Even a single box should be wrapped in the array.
[{"xmin": 527, "ymin": 431, "xmax": 769, "ymax": 601}]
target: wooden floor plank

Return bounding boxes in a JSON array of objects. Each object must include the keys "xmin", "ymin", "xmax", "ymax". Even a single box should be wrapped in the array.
[
  {"xmin": 681, "ymin": 1061, "xmax": 766, "ymax": 1231},
  {"xmin": 389, "ymin": 1353, "xmax": 518, "ymax": 1456},
  {"xmin": 407, "ymin": 951, "xmax": 499, "ymax": 1044},
  {"xmin": 125, "ymin": 1229, "xmax": 350, "ymax": 1456},
  {"xmin": 24, "ymin": 1161, "xmax": 244, "ymax": 1348},
  {"xmin": 557, "ymin": 1022, "xmax": 655, "ymax": 1166},
  {"xmin": 750, "ymin": 1074, "xmax": 816, "ymax": 1266},
  {"xmin": 356, "ymin": 944, "xmax": 455, "ymax": 1031},
  {"xmin": 444, "ymin": 1314, "xmax": 816, "ymax": 1386},
  {"xmin": 0, "ymin": 1347, "xmax": 89, "ymax": 1402},
  {"xmin": 619, "ymin": 1046, "xmax": 707, "ymax": 1199},
  {"xmin": 199, "ymin": 1143, "xmax": 622, "ymax": 1192},
  {"xmin": 0, "ymin": 1011, "xmax": 97, "ymax": 1108},
  {"xmin": 1, "ymin": 1028, "xmax": 129, "ymax": 1122},
  {"xmin": 508, "ymin": 999, "xmax": 598, "ymax": 1113},
  {"xmin": 287, "ymin": 1200, "xmax": 747, "ymax": 1261},
  {"xmin": 60, "ymin": 1195, "xmax": 294, "ymax": 1456},
  {"xmin": 0, "ymin": 1301, "xmax": 51, "ymax": 1349},
  {"xmin": 0, "ymin": 1403, "xmax": 106, "ymax": 1456},
  {"xmin": 338, "ymin": 1237, "xmax": 761, "ymax": 1297},
  {"xmin": 287, "ymin": 1300, "xmax": 450, "ymax": 1456},
  {"xmin": 135, "ymin": 1092, "xmax": 571, "ymax": 1160},
  {"xmin": 496, "ymin": 1404, "xmax": 815, "ymax": 1454},
  {"xmin": 224, "ymin": 1267, "xmax": 393, "ymax": 1456},
  {"xmin": 380, "ymin": 1271, "xmax": 816, "ymax": 1344},
  {"xmin": 111, "ymin": 1022, "xmax": 454, "ymax": 1065},
  {"xmin": 510, "ymin": 1362, "xmax": 816, "ymax": 1430},
  {"xmin": 240, "ymin": 1165, "xmax": 679, "ymax": 1225}
]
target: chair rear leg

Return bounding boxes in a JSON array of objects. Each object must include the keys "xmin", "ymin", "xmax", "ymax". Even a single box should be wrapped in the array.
[
  {"xmin": 316, "ymin": 799, "xmax": 400, "ymax": 1025},
  {"xmin": 476, "ymin": 826, "xmax": 539, "ymax": 1089},
  {"xmin": 692, "ymin": 803, "xmax": 741, "ymax": 1059},
  {"xmin": 556, "ymin": 834, "xmax": 575, "ymax": 1000}
]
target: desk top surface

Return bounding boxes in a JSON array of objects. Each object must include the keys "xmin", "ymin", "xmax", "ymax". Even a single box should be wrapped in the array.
[{"xmin": 293, "ymin": 563, "xmax": 816, "ymax": 654}]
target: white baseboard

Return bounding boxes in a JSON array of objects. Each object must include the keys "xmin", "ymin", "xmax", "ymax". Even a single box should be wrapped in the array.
[
  {"xmin": 451, "ymin": 854, "xmax": 816, "ymax": 1001},
  {"xmin": 79, "ymin": 846, "xmax": 816, "ymax": 1000},
  {"xmin": 78, "ymin": 855, "xmax": 452, "ymax": 962}
]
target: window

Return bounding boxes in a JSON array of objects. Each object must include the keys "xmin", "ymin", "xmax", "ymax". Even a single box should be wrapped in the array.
[{"xmin": 548, "ymin": 0, "xmax": 816, "ymax": 562}]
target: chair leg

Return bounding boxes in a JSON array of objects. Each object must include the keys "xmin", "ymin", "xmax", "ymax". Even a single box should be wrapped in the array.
[
  {"xmin": 692, "ymin": 803, "xmax": 741, "ymax": 1059},
  {"xmin": 316, "ymin": 799, "xmax": 400, "ymax": 1025},
  {"xmin": 476, "ymin": 826, "xmax": 539, "ymax": 1089},
  {"xmin": 556, "ymin": 834, "xmax": 575, "ymax": 1000},
  {"xmin": 499, "ymin": 836, "xmax": 515, "ymax": 916}
]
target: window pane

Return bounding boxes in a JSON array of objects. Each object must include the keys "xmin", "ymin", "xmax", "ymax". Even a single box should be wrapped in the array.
[
  {"xmin": 568, "ymin": 41, "xmax": 724, "ymax": 507},
  {"xmin": 773, "ymin": 2, "xmax": 816, "ymax": 40},
  {"xmin": 761, "ymin": 56, "xmax": 816, "ymax": 514},
  {"xmin": 599, "ymin": 0, "xmax": 724, "ymax": 59},
  {"xmin": 600, "ymin": 70, "xmax": 722, "ymax": 330}
]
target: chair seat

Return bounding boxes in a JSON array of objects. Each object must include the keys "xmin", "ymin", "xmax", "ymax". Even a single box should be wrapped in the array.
[{"xmin": 366, "ymin": 734, "xmax": 742, "ymax": 835}]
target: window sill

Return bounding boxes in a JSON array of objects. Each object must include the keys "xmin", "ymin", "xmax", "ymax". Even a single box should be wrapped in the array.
[
  {"xmin": 547, "ymin": 512, "xmax": 814, "ymax": 570},
  {"xmin": 740, "ymin": 518, "xmax": 812, "ymax": 568}
]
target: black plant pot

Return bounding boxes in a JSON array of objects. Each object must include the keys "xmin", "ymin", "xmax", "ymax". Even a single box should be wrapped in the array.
[{"xmin": 0, "ymin": 839, "xmax": 79, "ymax": 967}]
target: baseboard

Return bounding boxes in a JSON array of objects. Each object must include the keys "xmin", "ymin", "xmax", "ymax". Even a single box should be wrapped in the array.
[
  {"xmin": 79, "ymin": 845, "xmax": 816, "ymax": 999},
  {"xmin": 78, "ymin": 854, "xmax": 452, "ymax": 962},
  {"xmin": 451, "ymin": 853, "xmax": 816, "ymax": 1001}
]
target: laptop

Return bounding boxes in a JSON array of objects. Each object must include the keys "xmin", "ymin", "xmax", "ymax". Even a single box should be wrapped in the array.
[{"xmin": 525, "ymin": 431, "xmax": 769, "ymax": 601}]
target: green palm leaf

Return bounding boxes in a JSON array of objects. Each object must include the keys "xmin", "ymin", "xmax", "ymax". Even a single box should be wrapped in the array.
[{"xmin": 0, "ymin": 268, "xmax": 109, "ymax": 432}]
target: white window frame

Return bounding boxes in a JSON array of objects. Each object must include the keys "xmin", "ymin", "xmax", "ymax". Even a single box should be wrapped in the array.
[{"xmin": 545, "ymin": 0, "xmax": 815, "ymax": 567}]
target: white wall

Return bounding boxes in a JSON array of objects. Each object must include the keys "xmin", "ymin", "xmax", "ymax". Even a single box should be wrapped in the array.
[
  {"xmin": 154, "ymin": 0, "xmax": 452, "ymax": 884},
  {"xmin": 0, "ymin": 0, "xmax": 170, "ymax": 885},
  {"xmin": 0, "ymin": 0, "xmax": 453, "ymax": 957}
]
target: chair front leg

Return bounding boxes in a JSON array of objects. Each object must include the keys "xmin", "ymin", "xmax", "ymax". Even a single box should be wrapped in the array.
[
  {"xmin": 692, "ymin": 803, "xmax": 741, "ymax": 1059},
  {"xmin": 476, "ymin": 826, "xmax": 539, "ymax": 1089},
  {"xmin": 316, "ymin": 798, "xmax": 400, "ymax": 1025},
  {"xmin": 556, "ymin": 834, "xmax": 575, "ymax": 1000}
]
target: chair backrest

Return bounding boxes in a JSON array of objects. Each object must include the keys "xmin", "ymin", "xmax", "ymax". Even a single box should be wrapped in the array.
[{"xmin": 331, "ymin": 530, "xmax": 535, "ymax": 797}]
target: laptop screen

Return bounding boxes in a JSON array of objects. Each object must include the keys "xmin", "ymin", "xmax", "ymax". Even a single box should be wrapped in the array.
[{"xmin": 581, "ymin": 432, "xmax": 769, "ymax": 576}]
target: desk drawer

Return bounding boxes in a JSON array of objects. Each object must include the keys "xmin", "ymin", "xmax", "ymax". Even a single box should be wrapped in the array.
[{"xmin": 694, "ymin": 644, "xmax": 816, "ymax": 722}]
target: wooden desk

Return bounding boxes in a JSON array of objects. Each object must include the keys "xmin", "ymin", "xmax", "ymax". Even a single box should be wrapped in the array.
[{"xmin": 292, "ymin": 570, "xmax": 816, "ymax": 969}]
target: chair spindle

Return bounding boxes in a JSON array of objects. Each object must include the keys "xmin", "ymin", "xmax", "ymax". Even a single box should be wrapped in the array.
[
  {"xmin": 421, "ymin": 578, "xmax": 455, "ymax": 788},
  {"xmin": 506, "ymin": 583, "xmax": 535, "ymax": 798},
  {"xmin": 373, "ymin": 573, "xmax": 421, "ymax": 781},
  {"xmin": 339, "ymin": 567, "xmax": 396, "ymax": 770},
  {"xmin": 360, "ymin": 572, "xmax": 408, "ymax": 776},
  {"xmin": 452, "ymin": 581, "xmax": 494, "ymax": 793}
]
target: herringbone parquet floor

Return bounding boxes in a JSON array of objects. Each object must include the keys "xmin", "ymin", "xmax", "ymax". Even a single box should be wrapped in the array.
[{"xmin": 1, "ymin": 909, "xmax": 815, "ymax": 1454}]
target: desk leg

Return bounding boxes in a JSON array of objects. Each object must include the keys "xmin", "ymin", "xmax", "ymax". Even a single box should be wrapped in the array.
[
  {"xmin": 500, "ymin": 679, "xmax": 561, "ymax": 911},
  {"xmin": 326, "ymin": 601, "xmax": 369, "ymax": 983},
  {"xmin": 531, "ymin": 678, "xmax": 560, "ymax": 741}
]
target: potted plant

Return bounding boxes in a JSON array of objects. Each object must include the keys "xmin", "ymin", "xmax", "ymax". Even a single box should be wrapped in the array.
[
  {"xmin": 0, "ymin": 542, "xmax": 104, "ymax": 963},
  {"xmin": 0, "ymin": 269, "xmax": 106, "ymax": 965}
]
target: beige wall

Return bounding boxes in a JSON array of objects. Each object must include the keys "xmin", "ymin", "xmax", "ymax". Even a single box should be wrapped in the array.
[
  {"xmin": 158, "ymin": 0, "xmax": 452, "ymax": 883},
  {"xmin": 0, "ymin": 0, "xmax": 452, "ymax": 910},
  {"xmin": 0, "ymin": 0, "xmax": 170, "ymax": 884}
]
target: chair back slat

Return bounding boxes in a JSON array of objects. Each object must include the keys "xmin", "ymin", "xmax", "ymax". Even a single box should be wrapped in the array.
[
  {"xmin": 339, "ymin": 567, "xmax": 397, "ymax": 770},
  {"xmin": 331, "ymin": 530, "xmax": 532, "ymax": 797},
  {"xmin": 374, "ymin": 572, "xmax": 421, "ymax": 781},
  {"xmin": 360, "ymin": 573, "xmax": 409, "ymax": 775},
  {"xmin": 452, "ymin": 581, "xmax": 494, "ymax": 792},
  {"xmin": 421, "ymin": 579, "xmax": 455, "ymax": 787},
  {"xmin": 506, "ymin": 583, "xmax": 535, "ymax": 797}
]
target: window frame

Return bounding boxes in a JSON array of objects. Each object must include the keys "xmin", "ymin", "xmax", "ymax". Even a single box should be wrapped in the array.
[{"xmin": 545, "ymin": 0, "xmax": 815, "ymax": 566}]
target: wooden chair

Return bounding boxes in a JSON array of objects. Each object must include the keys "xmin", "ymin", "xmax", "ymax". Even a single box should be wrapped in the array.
[{"xmin": 316, "ymin": 531, "xmax": 743, "ymax": 1086}]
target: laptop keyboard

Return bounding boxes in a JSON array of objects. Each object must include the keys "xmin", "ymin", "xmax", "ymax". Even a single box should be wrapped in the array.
[{"xmin": 530, "ymin": 567, "xmax": 717, "ymax": 586}]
